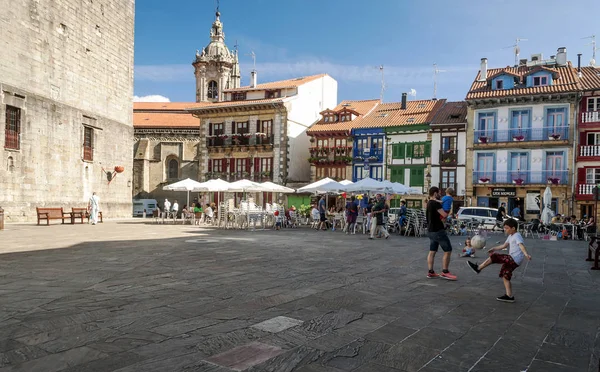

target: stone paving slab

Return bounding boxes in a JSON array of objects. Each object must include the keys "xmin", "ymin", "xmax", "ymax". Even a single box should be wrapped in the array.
[{"xmin": 0, "ymin": 221, "xmax": 599, "ymax": 371}]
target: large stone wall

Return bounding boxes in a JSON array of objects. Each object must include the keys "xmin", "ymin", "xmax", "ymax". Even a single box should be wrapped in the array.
[{"xmin": 0, "ymin": 0, "xmax": 135, "ymax": 222}]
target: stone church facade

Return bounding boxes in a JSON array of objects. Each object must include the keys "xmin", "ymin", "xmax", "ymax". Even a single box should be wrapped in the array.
[
  {"xmin": 0, "ymin": 0, "xmax": 135, "ymax": 222},
  {"xmin": 133, "ymin": 9, "xmax": 337, "ymax": 205}
]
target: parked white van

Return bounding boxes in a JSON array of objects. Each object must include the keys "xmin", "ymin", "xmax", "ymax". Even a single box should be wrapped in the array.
[
  {"xmin": 456, "ymin": 207, "xmax": 498, "ymax": 227},
  {"xmin": 132, "ymin": 199, "xmax": 158, "ymax": 217}
]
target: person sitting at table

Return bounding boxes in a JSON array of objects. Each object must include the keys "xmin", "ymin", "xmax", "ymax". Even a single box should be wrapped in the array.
[
  {"xmin": 551, "ymin": 213, "xmax": 561, "ymax": 224},
  {"xmin": 585, "ymin": 216, "xmax": 596, "ymax": 233}
]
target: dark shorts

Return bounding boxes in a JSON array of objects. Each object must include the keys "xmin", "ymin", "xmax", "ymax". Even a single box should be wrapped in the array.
[
  {"xmin": 428, "ymin": 230, "xmax": 453, "ymax": 253},
  {"xmin": 320, "ymin": 213, "xmax": 326, "ymax": 222},
  {"xmin": 490, "ymin": 253, "xmax": 519, "ymax": 280},
  {"xmin": 347, "ymin": 214, "xmax": 357, "ymax": 224}
]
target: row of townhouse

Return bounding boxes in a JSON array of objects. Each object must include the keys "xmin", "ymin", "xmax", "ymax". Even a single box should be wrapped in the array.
[
  {"xmin": 466, "ymin": 48, "xmax": 600, "ymax": 220},
  {"xmin": 306, "ymin": 95, "xmax": 468, "ymax": 209},
  {"xmin": 305, "ymin": 47, "xmax": 600, "ymax": 220}
]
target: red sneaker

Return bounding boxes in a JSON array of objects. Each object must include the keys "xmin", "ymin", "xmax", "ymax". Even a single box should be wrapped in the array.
[
  {"xmin": 440, "ymin": 272, "xmax": 457, "ymax": 281},
  {"xmin": 427, "ymin": 272, "xmax": 440, "ymax": 279}
]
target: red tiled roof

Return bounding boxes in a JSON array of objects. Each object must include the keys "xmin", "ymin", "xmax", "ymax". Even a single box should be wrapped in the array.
[
  {"xmin": 185, "ymin": 98, "xmax": 286, "ymax": 112},
  {"xmin": 579, "ymin": 66, "xmax": 600, "ymax": 91},
  {"xmin": 431, "ymin": 101, "xmax": 467, "ymax": 125},
  {"xmin": 133, "ymin": 112, "xmax": 199, "ymax": 128},
  {"xmin": 133, "ymin": 102, "xmax": 207, "ymax": 111},
  {"xmin": 307, "ymin": 100, "xmax": 380, "ymax": 134},
  {"xmin": 223, "ymin": 74, "xmax": 329, "ymax": 92},
  {"xmin": 355, "ymin": 99, "xmax": 445, "ymax": 129},
  {"xmin": 466, "ymin": 62, "xmax": 581, "ymax": 100}
]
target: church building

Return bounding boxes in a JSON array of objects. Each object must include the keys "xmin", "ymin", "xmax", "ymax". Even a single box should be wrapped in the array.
[{"xmin": 133, "ymin": 8, "xmax": 337, "ymax": 205}]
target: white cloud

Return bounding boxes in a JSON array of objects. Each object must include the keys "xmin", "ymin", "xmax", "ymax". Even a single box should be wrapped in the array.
[{"xmin": 133, "ymin": 95, "xmax": 171, "ymax": 102}]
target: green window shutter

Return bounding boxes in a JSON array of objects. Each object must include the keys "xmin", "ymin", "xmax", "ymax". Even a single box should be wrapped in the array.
[
  {"xmin": 406, "ymin": 143, "xmax": 413, "ymax": 158},
  {"xmin": 392, "ymin": 144, "xmax": 399, "ymax": 159},
  {"xmin": 410, "ymin": 167, "xmax": 425, "ymax": 187},
  {"xmin": 425, "ymin": 142, "xmax": 431, "ymax": 157}
]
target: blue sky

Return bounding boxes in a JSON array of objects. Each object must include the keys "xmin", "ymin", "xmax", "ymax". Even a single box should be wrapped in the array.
[{"xmin": 134, "ymin": 0, "xmax": 600, "ymax": 104}]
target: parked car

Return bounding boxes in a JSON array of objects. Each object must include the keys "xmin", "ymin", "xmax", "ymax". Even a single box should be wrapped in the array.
[{"xmin": 456, "ymin": 207, "xmax": 499, "ymax": 227}]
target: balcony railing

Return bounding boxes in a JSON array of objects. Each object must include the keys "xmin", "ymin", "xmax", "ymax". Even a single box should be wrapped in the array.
[
  {"xmin": 582, "ymin": 111, "xmax": 600, "ymax": 123},
  {"xmin": 473, "ymin": 170, "xmax": 568, "ymax": 185},
  {"xmin": 579, "ymin": 145, "xmax": 600, "ymax": 158},
  {"xmin": 474, "ymin": 126, "xmax": 569, "ymax": 144},
  {"xmin": 353, "ymin": 148, "xmax": 383, "ymax": 162},
  {"xmin": 439, "ymin": 149, "xmax": 458, "ymax": 165},
  {"xmin": 207, "ymin": 134, "xmax": 274, "ymax": 148},
  {"xmin": 252, "ymin": 174, "xmax": 273, "ymax": 182},
  {"xmin": 4, "ymin": 130, "xmax": 20, "ymax": 150},
  {"xmin": 577, "ymin": 183, "xmax": 597, "ymax": 196}
]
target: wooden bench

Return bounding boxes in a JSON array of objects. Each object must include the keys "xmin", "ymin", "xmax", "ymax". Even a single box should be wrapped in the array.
[
  {"xmin": 36, "ymin": 207, "xmax": 71, "ymax": 225},
  {"xmin": 71, "ymin": 208, "xmax": 103, "ymax": 224},
  {"xmin": 587, "ymin": 236, "xmax": 600, "ymax": 270}
]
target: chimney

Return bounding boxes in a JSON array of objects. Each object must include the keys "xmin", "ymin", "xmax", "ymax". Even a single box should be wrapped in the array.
[
  {"xmin": 577, "ymin": 53, "xmax": 582, "ymax": 78},
  {"xmin": 250, "ymin": 70, "xmax": 257, "ymax": 88},
  {"xmin": 401, "ymin": 93, "xmax": 407, "ymax": 109},
  {"xmin": 478, "ymin": 58, "xmax": 488, "ymax": 81},
  {"xmin": 556, "ymin": 47, "xmax": 567, "ymax": 66}
]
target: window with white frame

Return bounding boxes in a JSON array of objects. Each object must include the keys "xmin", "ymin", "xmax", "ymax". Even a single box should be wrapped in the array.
[
  {"xmin": 587, "ymin": 97, "xmax": 599, "ymax": 112},
  {"xmin": 355, "ymin": 166, "xmax": 364, "ymax": 180},
  {"xmin": 477, "ymin": 112, "xmax": 495, "ymax": 135},
  {"xmin": 370, "ymin": 166, "xmax": 383, "ymax": 180},
  {"xmin": 586, "ymin": 168, "xmax": 600, "ymax": 184},
  {"xmin": 477, "ymin": 153, "xmax": 494, "ymax": 175},
  {"xmin": 546, "ymin": 151, "xmax": 564, "ymax": 172},
  {"xmin": 533, "ymin": 76, "xmax": 548, "ymax": 86},
  {"xmin": 211, "ymin": 159, "xmax": 223, "ymax": 173},
  {"xmin": 587, "ymin": 132, "xmax": 600, "ymax": 145},
  {"xmin": 546, "ymin": 108, "xmax": 566, "ymax": 130}
]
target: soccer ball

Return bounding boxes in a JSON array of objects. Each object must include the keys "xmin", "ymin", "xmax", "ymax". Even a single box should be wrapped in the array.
[{"xmin": 471, "ymin": 235, "xmax": 487, "ymax": 249}]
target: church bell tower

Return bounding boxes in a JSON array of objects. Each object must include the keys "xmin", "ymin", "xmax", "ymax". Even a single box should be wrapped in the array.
[{"xmin": 193, "ymin": 6, "xmax": 241, "ymax": 103}]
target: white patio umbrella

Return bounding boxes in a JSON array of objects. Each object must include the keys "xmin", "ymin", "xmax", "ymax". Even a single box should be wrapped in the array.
[
  {"xmin": 541, "ymin": 186, "xmax": 554, "ymax": 225},
  {"xmin": 227, "ymin": 179, "xmax": 268, "ymax": 193},
  {"xmin": 162, "ymin": 178, "xmax": 204, "ymax": 206},
  {"xmin": 194, "ymin": 178, "xmax": 231, "ymax": 192},
  {"xmin": 343, "ymin": 177, "xmax": 387, "ymax": 193},
  {"xmin": 296, "ymin": 178, "xmax": 344, "ymax": 194},
  {"xmin": 339, "ymin": 180, "xmax": 354, "ymax": 186},
  {"xmin": 380, "ymin": 180, "xmax": 411, "ymax": 195},
  {"xmin": 260, "ymin": 181, "xmax": 296, "ymax": 193}
]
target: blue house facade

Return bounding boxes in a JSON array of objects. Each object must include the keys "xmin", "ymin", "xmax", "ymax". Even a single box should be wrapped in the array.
[{"xmin": 351, "ymin": 127, "xmax": 385, "ymax": 181}]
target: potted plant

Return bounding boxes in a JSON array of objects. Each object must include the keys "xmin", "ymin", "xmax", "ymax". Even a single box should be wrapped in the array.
[
  {"xmin": 368, "ymin": 156, "xmax": 378, "ymax": 162},
  {"xmin": 549, "ymin": 133, "xmax": 561, "ymax": 140},
  {"xmin": 478, "ymin": 136, "xmax": 489, "ymax": 143},
  {"xmin": 547, "ymin": 177, "xmax": 560, "ymax": 185},
  {"xmin": 354, "ymin": 156, "xmax": 364, "ymax": 161},
  {"xmin": 512, "ymin": 134, "xmax": 525, "ymax": 141},
  {"xmin": 309, "ymin": 137, "xmax": 315, "ymax": 143},
  {"xmin": 478, "ymin": 177, "xmax": 490, "ymax": 184},
  {"xmin": 512, "ymin": 178, "xmax": 525, "ymax": 185},
  {"xmin": 308, "ymin": 157, "xmax": 318, "ymax": 163}
]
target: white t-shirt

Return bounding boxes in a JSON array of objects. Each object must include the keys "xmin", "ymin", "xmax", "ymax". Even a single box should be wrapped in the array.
[
  {"xmin": 311, "ymin": 208, "xmax": 320, "ymax": 219},
  {"xmin": 505, "ymin": 232, "xmax": 525, "ymax": 265},
  {"xmin": 172, "ymin": 203, "xmax": 179, "ymax": 212},
  {"xmin": 205, "ymin": 207, "xmax": 213, "ymax": 218}
]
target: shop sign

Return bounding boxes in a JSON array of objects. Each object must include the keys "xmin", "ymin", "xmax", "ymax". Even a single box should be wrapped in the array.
[{"xmin": 491, "ymin": 187, "xmax": 516, "ymax": 197}]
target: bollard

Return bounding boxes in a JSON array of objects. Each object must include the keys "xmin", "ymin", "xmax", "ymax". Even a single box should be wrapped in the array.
[{"xmin": 0, "ymin": 207, "xmax": 4, "ymax": 231}]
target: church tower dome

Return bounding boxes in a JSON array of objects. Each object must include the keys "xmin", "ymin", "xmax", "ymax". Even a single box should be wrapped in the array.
[{"xmin": 193, "ymin": 7, "xmax": 240, "ymax": 102}]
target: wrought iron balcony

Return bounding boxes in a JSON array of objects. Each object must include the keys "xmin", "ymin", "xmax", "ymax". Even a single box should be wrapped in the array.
[
  {"xmin": 474, "ymin": 126, "xmax": 569, "ymax": 144},
  {"xmin": 207, "ymin": 134, "xmax": 274, "ymax": 148},
  {"xmin": 353, "ymin": 148, "xmax": 383, "ymax": 162},
  {"xmin": 4, "ymin": 130, "xmax": 20, "ymax": 150},
  {"xmin": 439, "ymin": 149, "xmax": 458, "ymax": 166},
  {"xmin": 473, "ymin": 170, "xmax": 568, "ymax": 185}
]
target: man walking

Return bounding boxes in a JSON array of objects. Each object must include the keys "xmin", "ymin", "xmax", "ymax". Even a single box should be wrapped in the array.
[
  {"xmin": 317, "ymin": 195, "xmax": 327, "ymax": 231},
  {"xmin": 426, "ymin": 186, "xmax": 457, "ymax": 280},
  {"xmin": 369, "ymin": 194, "xmax": 390, "ymax": 240},
  {"xmin": 88, "ymin": 192, "xmax": 100, "ymax": 225}
]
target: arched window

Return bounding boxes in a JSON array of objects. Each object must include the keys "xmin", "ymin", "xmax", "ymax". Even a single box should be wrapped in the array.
[
  {"xmin": 167, "ymin": 158, "xmax": 179, "ymax": 179},
  {"xmin": 207, "ymin": 80, "xmax": 218, "ymax": 99}
]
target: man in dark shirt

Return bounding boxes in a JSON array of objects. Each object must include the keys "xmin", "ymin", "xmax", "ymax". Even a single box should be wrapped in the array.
[
  {"xmin": 494, "ymin": 202, "xmax": 506, "ymax": 231},
  {"xmin": 369, "ymin": 194, "xmax": 389, "ymax": 240},
  {"xmin": 426, "ymin": 186, "xmax": 457, "ymax": 280}
]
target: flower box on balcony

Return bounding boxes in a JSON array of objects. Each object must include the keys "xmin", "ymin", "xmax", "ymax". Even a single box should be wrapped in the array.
[
  {"xmin": 512, "ymin": 178, "xmax": 525, "ymax": 185},
  {"xmin": 547, "ymin": 177, "xmax": 560, "ymax": 185},
  {"xmin": 478, "ymin": 177, "xmax": 490, "ymax": 184},
  {"xmin": 354, "ymin": 156, "xmax": 364, "ymax": 161},
  {"xmin": 549, "ymin": 134, "xmax": 561, "ymax": 140},
  {"xmin": 478, "ymin": 136, "xmax": 490, "ymax": 144},
  {"xmin": 367, "ymin": 156, "xmax": 378, "ymax": 162},
  {"xmin": 512, "ymin": 135, "xmax": 525, "ymax": 142}
]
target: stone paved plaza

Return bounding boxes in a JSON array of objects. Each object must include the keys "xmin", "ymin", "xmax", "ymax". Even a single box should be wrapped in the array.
[{"xmin": 0, "ymin": 221, "xmax": 599, "ymax": 372}]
